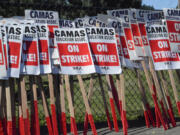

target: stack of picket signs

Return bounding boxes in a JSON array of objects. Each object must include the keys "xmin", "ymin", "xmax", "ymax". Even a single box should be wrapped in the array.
[{"xmin": 0, "ymin": 8, "xmax": 180, "ymax": 135}]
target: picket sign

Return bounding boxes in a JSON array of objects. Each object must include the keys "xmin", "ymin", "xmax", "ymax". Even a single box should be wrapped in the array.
[
  {"xmin": 59, "ymin": 75, "xmax": 67, "ymax": 135},
  {"xmin": 6, "ymin": 24, "xmax": 23, "ymax": 78},
  {"xmin": 25, "ymin": 10, "xmax": 60, "ymax": 66},
  {"xmin": 0, "ymin": 27, "xmax": 7, "ymax": 79},
  {"xmin": 54, "ymin": 27, "xmax": 97, "ymax": 134},
  {"xmin": 107, "ymin": 9, "xmax": 142, "ymax": 60},
  {"xmin": 146, "ymin": 24, "xmax": 180, "ymax": 118},
  {"xmin": 136, "ymin": 9, "xmax": 151, "ymax": 56},
  {"xmin": 64, "ymin": 75, "xmax": 78, "ymax": 135},
  {"xmin": 129, "ymin": 9, "xmax": 145, "ymax": 57},
  {"xmin": 54, "ymin": 28, "xmax": 95, "ymax": 74},
  {"xmin": 163, "ymin": 9, "xmax": 180, "ymax": 52},
  {"xmin": 86, "ymin": 27, "xmax": 122, "ymax": 74},
  {"xmin": 36, "ymin": 24, "xmax": 52, "ymax": 74},
  {"xmin": 107, "ymin": 17, "xmax": 142, "ymax": 68},
  {"xmin": 1, "ymin": 25, "xmax": 9, "ymax": 71},
  {"xmin": 21, "ymin": 23, "xmax": 40, "ymax": 75}
]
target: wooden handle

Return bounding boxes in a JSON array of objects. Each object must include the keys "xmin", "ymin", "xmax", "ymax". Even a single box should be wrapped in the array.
[
  {"xmin": 37, "ymin": 76, "xmax": 50, "ymax": 117},
  {"xmin": 5, "ymin": 80, "xmax": 12, "ymax": 121},
  {"xmin": 64, "ymin": 75, "xmax": 75, "ymax": 117},
  {"xmin": 141, "ymin": 60, "xmax": 154, "ymax": 95},
  {"xmin": 120, "ymin": 74, "xmax": 126, "ymax": 111},
  {"xmin": 105, "ymin": 75, "xmax": 113, "ymax": 98},
  {"xmin": 87, "ymin": 75, "xmax": 94, "ymax": 100},
  {"xmin": 48, "ymin": 74, "xmax": 55, "ymax": 105},
  {"xmin": 20, "ymin": 76, "xmax": 28, "ymax": 118},
  {"xmin": 59, "ymin": 75, "xmax": 66, "ymax": 113},
  {"xmin": 168, "ymin": 69, "xmax": 179, "ymax": 102},
  {"xmin": 77, "ymin": 75, "xmax": 92, "ymax": 114},
  {"xmin": 116, "ymin": 75, "xmax": 121, "ymax": 101}
]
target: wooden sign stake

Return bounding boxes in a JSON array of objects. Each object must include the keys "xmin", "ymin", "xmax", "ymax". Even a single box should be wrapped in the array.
[
  {"xmin": 136, "ymin": 69, "xmax": 155, "ymax": 128},
  {"xmin": 98, "ymin": 75, "xmax": 112, "ymax": 130},
  {"xmin": 29, "ymin": 76, "xmax": 40, "ymax": 135},
  {"xmin": 141, "ymin": 60, "xmax": 167, "ymax": 130},
  {"xmin": 64, "ymin": 75, "xmax": 78, "ymax": 135},
  {"xmin": 48, "ymin": 74, "xmax": 59, "ymax": 135},
  {"xmin": 5, "ymin": 80, "xmax": 13, "ymax": 135},
  {"xmin": 119, "ymin": 74, "xmax": 128, "ymax": 135},
  {"xmin": 37, "ymin": 76, "xmax": 53, "ymax": 135},
  {"xmin": 77, "ymin": 75, "xmax": 97, "ymax": 135},
  {"xmin": 159, "ymin": 71, "xmax": 176, "ymax": 127},
  {"xmin": 106, "ymin": 75, "xmax": 119, "ymax": 132},
  {"xmin": 59, "ymin": 75, "xmax": 67, "ymax": 135}
]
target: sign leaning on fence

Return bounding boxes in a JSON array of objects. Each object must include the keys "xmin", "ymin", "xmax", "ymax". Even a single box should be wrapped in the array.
[
  {"xmin": 86, "ymin": 27, "xmax": 122, "ymax": 74},
  {"xmin": 0, "ymin": 31, "xmax": 7, "ymax": 79},
  {"xmin": 36, "ymin": 24, "xmax": 52, "ymax": 74},
  {"xmin": 163, "ymin": 8, "xmax": 180, "ymax": 52},
  {"xmin": 146, "ymin": 24, "xmax": 180, "ymax": 70},
  {"xmin": 25, "ymin": 10, "xmax": 60, "ymax": 65},
  {"xmin": 7, "ymin": 24, "xmax": 23, "ymax": 78},
  {"xmin": 21, "ymin": 23, "xmax": 40, "ymax": 75},
  {"xmin": 54, "ymin": 28, "xmax": 96, "ymax": 75}
]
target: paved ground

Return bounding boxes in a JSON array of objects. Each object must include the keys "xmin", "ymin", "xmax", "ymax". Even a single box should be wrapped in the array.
[{"xmin": 76, "ymin": 122, "xmax": 180, "ymax": 135}]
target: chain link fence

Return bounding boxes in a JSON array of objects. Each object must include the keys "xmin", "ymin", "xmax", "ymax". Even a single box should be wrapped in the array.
[{"xmin": 1, "ymin": 1, "xmax": 180, "ymax": 127}]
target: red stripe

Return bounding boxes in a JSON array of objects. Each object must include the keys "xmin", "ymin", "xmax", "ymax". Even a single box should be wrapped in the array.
[
  {"xmin": 146, "ymin": 103, "xmax": 155, "ymax": 127},
  {"xmin": 26, "ymin": 109, "xmax": 31, "ymax": 135},
  {"xmin": 19, "ymin": 117, "xmax": 25, "ymax": 135},
  {"xmin": 152, "ymin": 94, "xmax": 167, "ymax": 130},
  {"xmin": 2, "ymin": 118, "xmax": 7, "ymax": 135},
  {"xmin": 7, "ymin": 121, "xmax": 13, "ymax": 135},
  {"xmin": 70, "ymin": 117, "xmax": 78, "ymax": 135},
  {"xmin": 12, "ymin": 116, "xmax": 16, "ymax": 135},
  {"xmin": 109, "ymin": 98, "xmax": 119, "ymax": 132},
  {"xmin": 177, "ymin": 101, "xmax": 180, "ymax": 116},
  {"xmin": 50, "ymin": 104, "xmax": 59, "ymax": 135},
  {"xmin": 155, "ymin": 107, "xmax": 160, "ymax": 128},
  {"xmin": 166, "ymin": 96, "xmax": 173, "ymax": 114},
  {"xmin": 105, "ymin": 108, "xmax": 112, "ymax": 130},
  {"xmin": 34, "ymin": 101, "xmax": 40, "ymax": 135},
  {"xmin": 159, "ymin": 100, "xmax": 170, "ymax": 128},
  {"xmin": 88, "ymin": 114, "xmax": 97, "ymax": 135},
  {"xmin": 167, "ymin": 109, "xmax": 176, "ymax": 127},
  {"xmin": 83, "ymin": 112, "xmax": 88, "ymax": 135},
  {"xmin": 144, "ymin": 111, "xmax": 150, "ymax": 128},
  {"xmin": 61, "ymin": 112, "xmax": 67, "ymax": 135},
  {"xmin": 45, "ymin": 117, "xmax": 53, "ymax": 135},
  {"xmin": 121, "ymin": 110, "xmax": 128, "ymax": 135},
  {"xmin": 0, "ymin": 119, "xmax": 4, "ymax": 135},
  {"xmin": 109, "ymin": 75, "xmax": 121, "ymax": 115}
]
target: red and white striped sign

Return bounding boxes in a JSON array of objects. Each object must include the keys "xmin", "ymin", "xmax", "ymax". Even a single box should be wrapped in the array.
[
  {"xmin": 54, "ymin": 28, "xmax": 95, "ymax": 75},
  {"xmin": 21, "ymin": 24, "xmax": 40, "ymax": 75},
  {"xmin": 6, "ymin": 24, "xmax": 23, "ymax": 78},
  {"xmin": 146, "ymin": 24, "xmax": 180, "ymax": 70},
  {"xmin": 86, "ymin": 27, "xmax": 122, "ymax": 74},
  {"xmin": 163, "ymin": 9, "xmax": 180, "ymax": 52}
]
